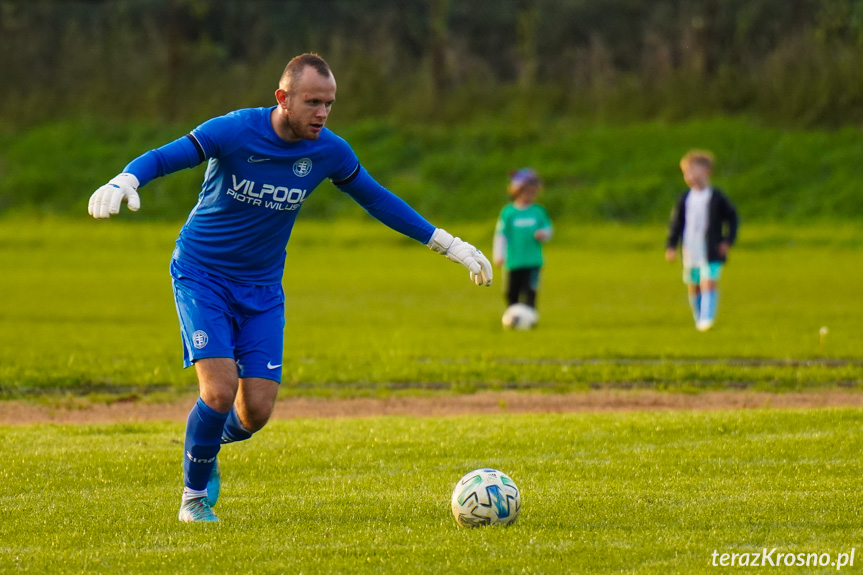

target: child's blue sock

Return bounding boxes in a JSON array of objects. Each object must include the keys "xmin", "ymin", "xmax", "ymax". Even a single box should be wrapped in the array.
[
  {"xmin": 183, "ymin": 397, "xmax": 229, "ymax": 492},
  {"xmin": 221, "ymin": 406, "xmax": 254, "ymax": 444},
  {"xmin": 700, "ymin": 288, "xmax": 718, "ymax": 322},
  {"xmin": 688, "ymin": 293, "xmax": 702, "ymax": 323}
]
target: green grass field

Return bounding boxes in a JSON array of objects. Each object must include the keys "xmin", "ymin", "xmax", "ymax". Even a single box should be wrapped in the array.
[
  {"xmin": 1, "ymin": 208, "xmax": 860, "ymax": 574},
  {"xmin": 1, "ymin": 218, "xmax": 861, "ymax": 399},
  {"xmin": 2, "ymin": 409, "xmax": 861, "ymax": 574}
]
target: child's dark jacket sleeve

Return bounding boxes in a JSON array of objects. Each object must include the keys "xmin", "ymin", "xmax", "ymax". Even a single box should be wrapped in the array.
[
  {"xmin": 718, "ymin": 193, "xmax": 739, "ymax": 246},
  {"xmin": 665, "ymin": 192, "xmax": 688, "ymax": 249}
]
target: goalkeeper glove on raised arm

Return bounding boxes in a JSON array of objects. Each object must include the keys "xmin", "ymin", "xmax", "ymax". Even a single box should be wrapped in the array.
[
  {"xmin": 427, "ymin": 228, "xmax": 493, "ymax": 287},
  {"xmin": 88, "ymin": 173, "xmax": 141, "ymax": 219}
]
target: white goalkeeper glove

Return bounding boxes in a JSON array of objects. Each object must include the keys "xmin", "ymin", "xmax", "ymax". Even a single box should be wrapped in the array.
[
  {"xmin": 88, "ymin": 173, "xmax": 141, "ymax": 219},
  {"xmin": 427, "ymin": 228, "xmax": 493, "ymax": 287}
]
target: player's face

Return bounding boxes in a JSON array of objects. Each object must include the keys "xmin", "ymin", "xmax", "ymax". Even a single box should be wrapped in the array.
[
  {"xmin": 284, "ymin": 70, "xmax": 337, "ymax": 140},
  {"xmin": 682, "ymin": 162, "xmax": 710, "ymax": 189}
]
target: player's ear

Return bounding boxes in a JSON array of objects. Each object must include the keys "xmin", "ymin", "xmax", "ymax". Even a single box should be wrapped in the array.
[{"xmin": 275, "ymin": 89, "xmax": 289, "ymax": 108}]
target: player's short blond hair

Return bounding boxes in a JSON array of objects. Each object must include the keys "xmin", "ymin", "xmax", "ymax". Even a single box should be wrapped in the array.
[
  {"xmin": 279, "ymin": 53, "xmax": 332, "ymax": 95},
  {"xmin": 680, "ymin": 149, "xmax": 715, "ymax": 171}
]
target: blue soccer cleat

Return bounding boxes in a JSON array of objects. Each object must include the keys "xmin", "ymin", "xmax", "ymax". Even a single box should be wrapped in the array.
[
  {"xmin": 178, "ymin": 497, "xmax": 219, "ymax": 522},
  {"xmin": 206, "ymin": 458, "xmax": 221, "ymax": 507}
]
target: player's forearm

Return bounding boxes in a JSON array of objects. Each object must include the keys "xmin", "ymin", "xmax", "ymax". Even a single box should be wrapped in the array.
[
  {"xmin": 336, "ymin": 166, "xmax": 435, "ymax": 243},
  {"xmin": 123, "ymin": 135, "xmax": 205, "ymax": 187}
]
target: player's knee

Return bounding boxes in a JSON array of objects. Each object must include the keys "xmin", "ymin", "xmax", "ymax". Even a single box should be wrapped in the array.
[{"xmin": 200, "ymin": 385, "xmax": 237, "ymax": 413}]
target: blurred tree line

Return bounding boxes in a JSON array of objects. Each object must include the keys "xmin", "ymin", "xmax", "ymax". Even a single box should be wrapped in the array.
[{"xmin": 2, "ymin": 0, "xmax": 863, "ymax": 128}]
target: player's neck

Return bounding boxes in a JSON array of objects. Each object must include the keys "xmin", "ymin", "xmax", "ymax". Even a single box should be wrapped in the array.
[
  {"xmin": 270, "ymin": 107, "xmax": 301, "ymax": 142},
  {"xmin": 513, "ymin": 200, "xmax": 534, "ymax": 209}
]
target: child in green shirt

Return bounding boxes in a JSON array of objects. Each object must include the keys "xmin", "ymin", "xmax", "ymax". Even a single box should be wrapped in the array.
[{"xmin": 493, "ymin": 168, "xmax": 553, "ymax": 311}]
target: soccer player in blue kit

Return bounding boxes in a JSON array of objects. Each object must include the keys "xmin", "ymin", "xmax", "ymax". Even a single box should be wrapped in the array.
[{"xmin": 87, "ymin": 54, "xmax": 492, "ymax": 522}]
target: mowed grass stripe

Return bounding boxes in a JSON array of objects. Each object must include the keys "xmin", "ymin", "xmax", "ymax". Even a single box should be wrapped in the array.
[
  {"xmin": 1, "ymin": 409, "xmax": 861, "ymax": 574},
  {"xmin": 0, "ymin": 219, "xmax": 861, "ymax": 396}
]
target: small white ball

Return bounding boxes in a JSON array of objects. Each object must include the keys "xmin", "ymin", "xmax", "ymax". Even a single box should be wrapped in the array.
[{"xmin": 501, "ymin": 304, "xmax": 538, "ymax": 330}]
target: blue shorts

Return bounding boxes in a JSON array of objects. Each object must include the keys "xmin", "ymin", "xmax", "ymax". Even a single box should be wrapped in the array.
[
  {"xmin": 683, "ymin": 262, "xmax": 723, "ymax": 285},
  {"xmin": 170, "ymin": 259, "xmax": 285, "ymax": 382}
]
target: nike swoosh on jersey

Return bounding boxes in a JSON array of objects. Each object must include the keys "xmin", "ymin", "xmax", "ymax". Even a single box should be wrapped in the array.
[
  {"xmin": 247, "ymin": 156, "xmax": 271, "ymax": 163},
  {"xmin": 267, "ymin": 362, "xmax": 282, "ymax": 369}
]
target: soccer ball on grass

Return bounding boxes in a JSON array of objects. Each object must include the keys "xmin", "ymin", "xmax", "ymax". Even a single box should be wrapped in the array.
[
  {"xmin": 501, "ymin": 303, "xmax": 538, "ymax": 330},
  {"xmin": 451, "ymin": 468, "xmax": 520, "ymax": 527}
]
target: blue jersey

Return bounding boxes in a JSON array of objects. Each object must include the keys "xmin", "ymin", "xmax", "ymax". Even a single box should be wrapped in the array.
[{"xmin": 124, "ymin": 107, "xmax": 435, "ymax": 284}]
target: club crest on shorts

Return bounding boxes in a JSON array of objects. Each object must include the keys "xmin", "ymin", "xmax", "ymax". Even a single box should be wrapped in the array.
[
  {"xmin": 293, "ymin": 158, "xmax": 313, "ymax": 177},
  {"xmin": 192, "ymin": 330, "xmax": 209, "ymax": 349}
]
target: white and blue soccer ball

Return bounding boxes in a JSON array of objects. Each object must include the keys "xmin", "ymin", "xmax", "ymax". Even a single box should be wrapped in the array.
[
  {"xmin": 501, "ymin": 303, "xmax": 538, "ymax": 330},
  {"xmin": 451, "ymin": 468, "xmax": 521, "ymax": 527}
]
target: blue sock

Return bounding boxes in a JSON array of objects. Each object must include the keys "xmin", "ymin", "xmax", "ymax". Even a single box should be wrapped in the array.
[
  {"xmin": 221, "ymin": 407, "xmax": 253, "ymax": 444},
  {"xmin": 688, "ymin": 293, "xmax": 702, "ymax": 323},
  {"xmin": 183, "ymin": 397, "xmax": 229, "ymax": 491},
  {"xmin": 700, "ymin": 288, "xmax": 718, "ymax": 322}
]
